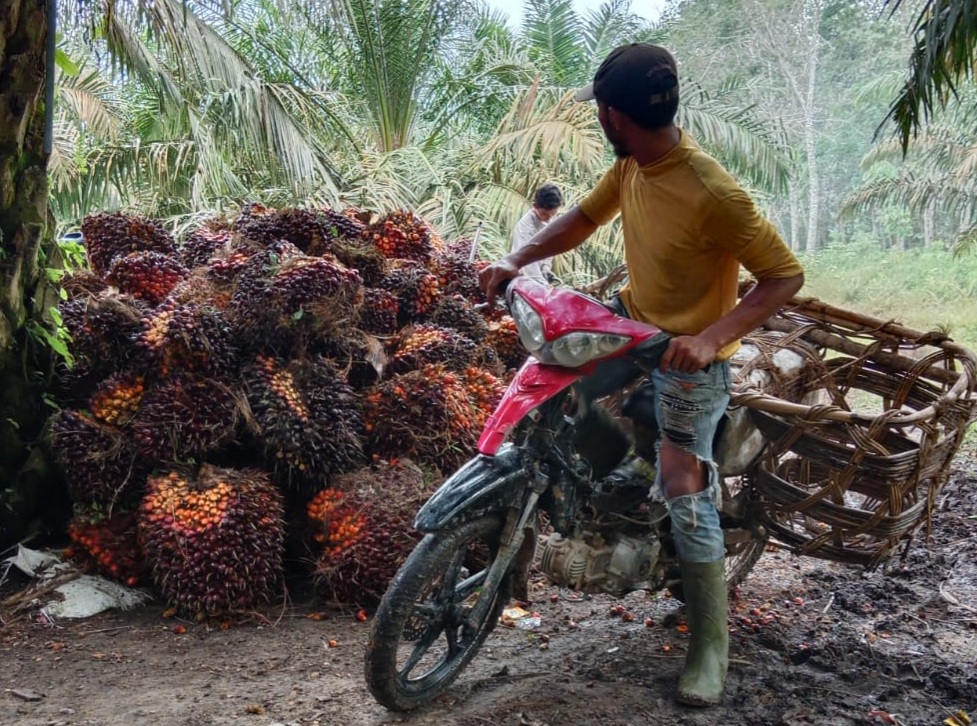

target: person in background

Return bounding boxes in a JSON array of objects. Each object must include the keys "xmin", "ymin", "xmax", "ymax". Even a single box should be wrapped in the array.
[
  {"xmin": 479, "ymin": 43, "xmax": 804, "ymax": 707},
  {"xmin": 509, "ymin": 183, "xmax": 564, "ymax": 283}
]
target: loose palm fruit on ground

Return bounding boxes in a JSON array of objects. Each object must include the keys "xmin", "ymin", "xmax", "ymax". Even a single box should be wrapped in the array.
[{"xmin": 139, "ymin": 466, "xmax": 285, "ymax": 616}]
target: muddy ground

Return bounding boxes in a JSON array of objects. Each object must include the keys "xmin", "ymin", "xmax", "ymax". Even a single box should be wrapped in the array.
[{"xmin": 2, "ymin": 447, "xmax": 975, "ymax": 726}]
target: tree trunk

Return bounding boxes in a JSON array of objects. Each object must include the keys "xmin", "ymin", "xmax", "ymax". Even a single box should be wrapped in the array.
[
  {"xmin": 802, "ymin": 1, "xmax": 821, "ymax": 253},
  {"xmin": 923, "ymin": 202, "xmax": 936, "ymax": 248},
  {"xmin": 788, "ymin": 178, "xmax": 801, "ymax": 251},
  {"xmin": 1, "ymin": 0, "xmax": 62, "ymax": 548}
]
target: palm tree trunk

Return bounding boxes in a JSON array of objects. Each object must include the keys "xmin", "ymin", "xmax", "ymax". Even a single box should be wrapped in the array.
[
  {"xmin": 923, "ymin": 202, "xmax": 936, "ymax": 247},
  {"xmin": 1, "ymin": 0, "xmax": 61, "ymax": 548},
  {"xmin": 788, "ymin": 178, "xmax": 801, "ymax": 251},
  {"xmin": 802, "ymin": 2, "xmax": 821, "ymax": 253}
]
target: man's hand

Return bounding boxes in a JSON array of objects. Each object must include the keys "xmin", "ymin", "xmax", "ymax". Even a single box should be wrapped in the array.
[
  {"xmin": 659, "ymin": 334, "xmax": 719, "ymax": 374},
  {"xmin": 478, "ymin": 258, "xmax": 521, "ymax": 306}
]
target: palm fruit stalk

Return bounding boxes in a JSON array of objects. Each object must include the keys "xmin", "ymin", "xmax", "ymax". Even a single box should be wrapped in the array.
[
  {"xmin": 66, "ymin": 507, "xmax": 144, "ymax": 586},
  {"xmin": 47, "ymin": 409, "xmax": 148, "ymax": 507},
  {"xmin": 106, "ymin": 251, "xmax": 189, "ymax": 306},
  {"xmin": 388, "ymin": 324, "xmax": 477, "ymax": 374},
  {"xmin": 362, "ymin": 364, "xmax": 480, "ymax": 470},
  {"xmin": 81, "ymin": 212, "xmax": 177, "ymax": 276},
  {"xmin": 139, "ymin": 466, "xmax": 284, "ymax": 616},
  {"xmin": 309, "ymin": 460, "xmax": 435, "ymax": 604},
  {"xmin": 243, "ymin": 355, "xmax": 365, "ymax": 490},
  {"xmin": 58, "ymin": 292, "xmax": 149, "ymax": 387},
  {"xmin": 131, "ymin": 375, "xmax": 238, "ymax": 462}
]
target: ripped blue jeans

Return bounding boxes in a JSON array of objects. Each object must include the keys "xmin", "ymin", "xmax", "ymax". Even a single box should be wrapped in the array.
[{"xmin": 651, "ymin": 363, "xmax": 732, "ymax": 563}]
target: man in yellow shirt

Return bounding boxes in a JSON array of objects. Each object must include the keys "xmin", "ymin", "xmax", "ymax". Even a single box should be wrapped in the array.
[{"xmin": 479, "ymin": 43, "xmax": 804, "ymax": 707}]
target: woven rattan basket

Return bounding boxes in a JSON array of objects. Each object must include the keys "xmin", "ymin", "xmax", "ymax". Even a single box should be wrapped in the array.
[{"xmin": 733, "ymin": 294, "xmax": 977, "ymax": 567}]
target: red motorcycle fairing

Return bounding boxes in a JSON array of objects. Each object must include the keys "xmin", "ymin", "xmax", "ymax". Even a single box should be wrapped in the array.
[
  {"xmin": 477, "ymin": 360, "xmax": 582, "ymax": 455},
  {"xmin": 509, "ymin": 277, "xmax": 661, "ymax": 343}
]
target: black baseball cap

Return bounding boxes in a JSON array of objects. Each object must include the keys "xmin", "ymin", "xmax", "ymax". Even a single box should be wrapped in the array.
[{"xmin": 575, "ymin": 43, "xmax": 680, "ymax": 115}]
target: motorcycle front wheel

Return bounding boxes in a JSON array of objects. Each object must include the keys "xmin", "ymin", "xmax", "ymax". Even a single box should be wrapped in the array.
[{"xmin": 364, "ymin": 515, "xmax": 511, "ymax": 712}]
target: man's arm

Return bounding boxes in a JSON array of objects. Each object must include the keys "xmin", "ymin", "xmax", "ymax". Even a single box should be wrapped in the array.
[
  {"xmin": 480, "ymin": 206, "xmax": 598, "ymax": 301},
  {"xmin": 659, "ymin": 274, "xmax": 804, "ymax": 373}
]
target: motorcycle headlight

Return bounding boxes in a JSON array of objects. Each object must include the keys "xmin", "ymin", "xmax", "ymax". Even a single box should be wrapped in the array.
[
  {"xmin": 540, "ymin": 332, "xmax": 632, "ymax": 367},
  {"xmin": 510, "ymin": 293, "xmax": 546, "ymax": 352}
]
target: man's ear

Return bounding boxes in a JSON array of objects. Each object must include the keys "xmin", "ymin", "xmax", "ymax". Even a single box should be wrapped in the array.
[{"xmin": 607, "ymin": 106, "xmax": 624, "ymax": 131}]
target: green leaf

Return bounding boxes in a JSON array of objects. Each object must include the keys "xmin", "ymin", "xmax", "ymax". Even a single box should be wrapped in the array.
[
  {"xmin": 292, "ymin": 308, "xmax": 304, "ymax": 321},
  {"xmin": 55, "ymin": 48, "xmax": 81, "ymax": 77}
]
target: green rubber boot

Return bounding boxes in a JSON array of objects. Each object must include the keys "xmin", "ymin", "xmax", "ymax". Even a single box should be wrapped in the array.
[{"xmin": 676, "ymin": 559, "xmax": 729, "ymax": 707}]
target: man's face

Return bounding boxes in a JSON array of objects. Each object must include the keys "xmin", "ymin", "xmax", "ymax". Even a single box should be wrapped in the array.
[
  {"xmin": 534, "ymin": 206, "xmax": 560, "ymax": 223},
  {"xmin": 597, "ymin": 101, "xmax": 630, "ymax": 158}
]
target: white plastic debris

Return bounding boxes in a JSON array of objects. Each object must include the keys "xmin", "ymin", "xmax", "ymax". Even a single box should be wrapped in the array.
[{"xmin": 3, "ymin": 545, "xmax": 151, "ymax": 620}]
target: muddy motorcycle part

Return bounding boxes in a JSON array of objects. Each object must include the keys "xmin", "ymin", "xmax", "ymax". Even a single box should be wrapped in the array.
[
  {"xmin": 414, "ymin": 445, "xmax": 528, "ymax": 532},
  {"xmin": 365, "ymin": 515, "xmax": 513, "ymax": 712}
]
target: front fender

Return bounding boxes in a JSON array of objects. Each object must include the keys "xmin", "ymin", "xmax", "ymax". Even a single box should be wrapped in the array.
[{"xmin": 414, "ymin": 444, "xmax": 528, "ymax": 532}]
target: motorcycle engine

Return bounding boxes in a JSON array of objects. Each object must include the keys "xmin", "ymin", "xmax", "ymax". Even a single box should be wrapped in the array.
[{"xmin": 539, "ymin": 531, "xmax": 663, "ymax": 596}]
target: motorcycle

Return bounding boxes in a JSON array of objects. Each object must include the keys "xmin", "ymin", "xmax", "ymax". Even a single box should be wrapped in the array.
[{"xmin": 364, "ymin": 276, "xmax": 797, "ymax": 712}]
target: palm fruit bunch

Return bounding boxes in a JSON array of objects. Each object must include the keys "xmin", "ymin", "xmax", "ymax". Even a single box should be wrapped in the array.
[
  {"xmin": 463, "ymin": 367, "xmax": 506, "ymax": 427},
  {"xmin": 206, "ymin": 247, "xmax": 261, "ymax": 284},
  {"xmin": 89, "ymin": 372, "xmax": 145, "ymax": 426},
  {"xmin": 47, "ymin": 409, "xmax": 147, "ymax": 506},
  {"xmin": 235, "ymin": 206, "xmax": 336, "ymax": 254},
  {"xmin": 243, "ymin": 355, "xmax": 365, "ymax": 489},
  {"xmin": 486, "ymin": 315, "xmax": 525, "ymax": 370},
  {"xmin": 135, "ymin": 301, "xmax": 237, "ymax": 378},
  {"xmin": 310, "ymin": 460, "xmax": 434, "ymax": 604},
  {"xmin": 60, "ymin": 270, "xmax": 109, "ymax": 298},
  {"xmin": 106, "ymin": 251, "xmax": 189, "ymax": 306},
  {"xmin": 366, "ymin": 210, "xmax": 437, "ymax": 264},
  {"xmin": 388, "ymin": 324, "xmax": 477, "ymax": 375},
  {"xmin": 328, "ymin": 240, "xmax": 387, "ymax": 286},
  {"xmin": 427, "ymin": 294, "xmax": 489, "ymax": 342},
  {"xmin": 431, "ymin": 240, "xmax": 484, "ymax": 302},
  {"xmin": 357, "ymin": 288, "xmax": 400, "ymax": 335},
  {"xmin": 81, "ymin": 212, "xmax": 177, "ymax": 276},
  {"xmin": 139, "ymin": 466, "xmax": 284, "ymax": 616},
  {"xmin": 164, "ymin": 270, "xmax": 232, "ymax": 310},
  {"xmin": 59, "ymin": 293, "xmax": 147, "ymax": 374},
  {"xmin": 362, "ymin": 364, "xmax": 481, "ymax": 470},
  {"xmin": 66, "ymin": 507, "xmax": 144, "ymax": 586},
  {"xmin": 131, "ymin": 375, "xmax": 238, "ymax": 462},
  {"xmin": 178, "ymin": 227, "xmax": 231, "ymax": 269},
  {"xmin": 380, "ymin": 259, "xmax": 440, "ymax": 323},
  {"xmin": 319, "ymin": 207, "xmax": 367, "ymax": 243}
]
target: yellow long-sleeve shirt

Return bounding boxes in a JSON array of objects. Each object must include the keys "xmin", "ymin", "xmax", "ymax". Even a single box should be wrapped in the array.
[{"xmin": 579, "ymin": 131, "xmax": 803, "ymax": 361}]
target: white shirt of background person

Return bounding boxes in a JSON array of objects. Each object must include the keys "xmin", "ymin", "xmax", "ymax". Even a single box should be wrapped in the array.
[{"xmin": 509, "ymin": 185, "xmax": 563, "ymax": 284}]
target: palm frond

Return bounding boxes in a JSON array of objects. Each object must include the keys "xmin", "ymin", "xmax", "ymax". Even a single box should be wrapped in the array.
[{"xmin": 521, "ymin": 0, "xmax": 586, "ymax": 86}]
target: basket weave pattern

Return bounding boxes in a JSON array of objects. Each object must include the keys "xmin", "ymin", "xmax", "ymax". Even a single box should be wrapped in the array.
[{"xmin": 733, "ymin": 296, "xmax": 977, "ymax": 567}]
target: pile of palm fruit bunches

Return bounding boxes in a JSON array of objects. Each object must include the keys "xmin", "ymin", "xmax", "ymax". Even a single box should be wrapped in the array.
[{"xmin": 50, "ymin": 205, "xmax": 527, "ymax": 619}]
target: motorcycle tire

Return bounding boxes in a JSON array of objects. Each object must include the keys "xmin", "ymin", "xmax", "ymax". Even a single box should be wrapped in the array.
[{"xmin": 365, "ymin": 515, "xmax": 512, "ymax": 712}]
